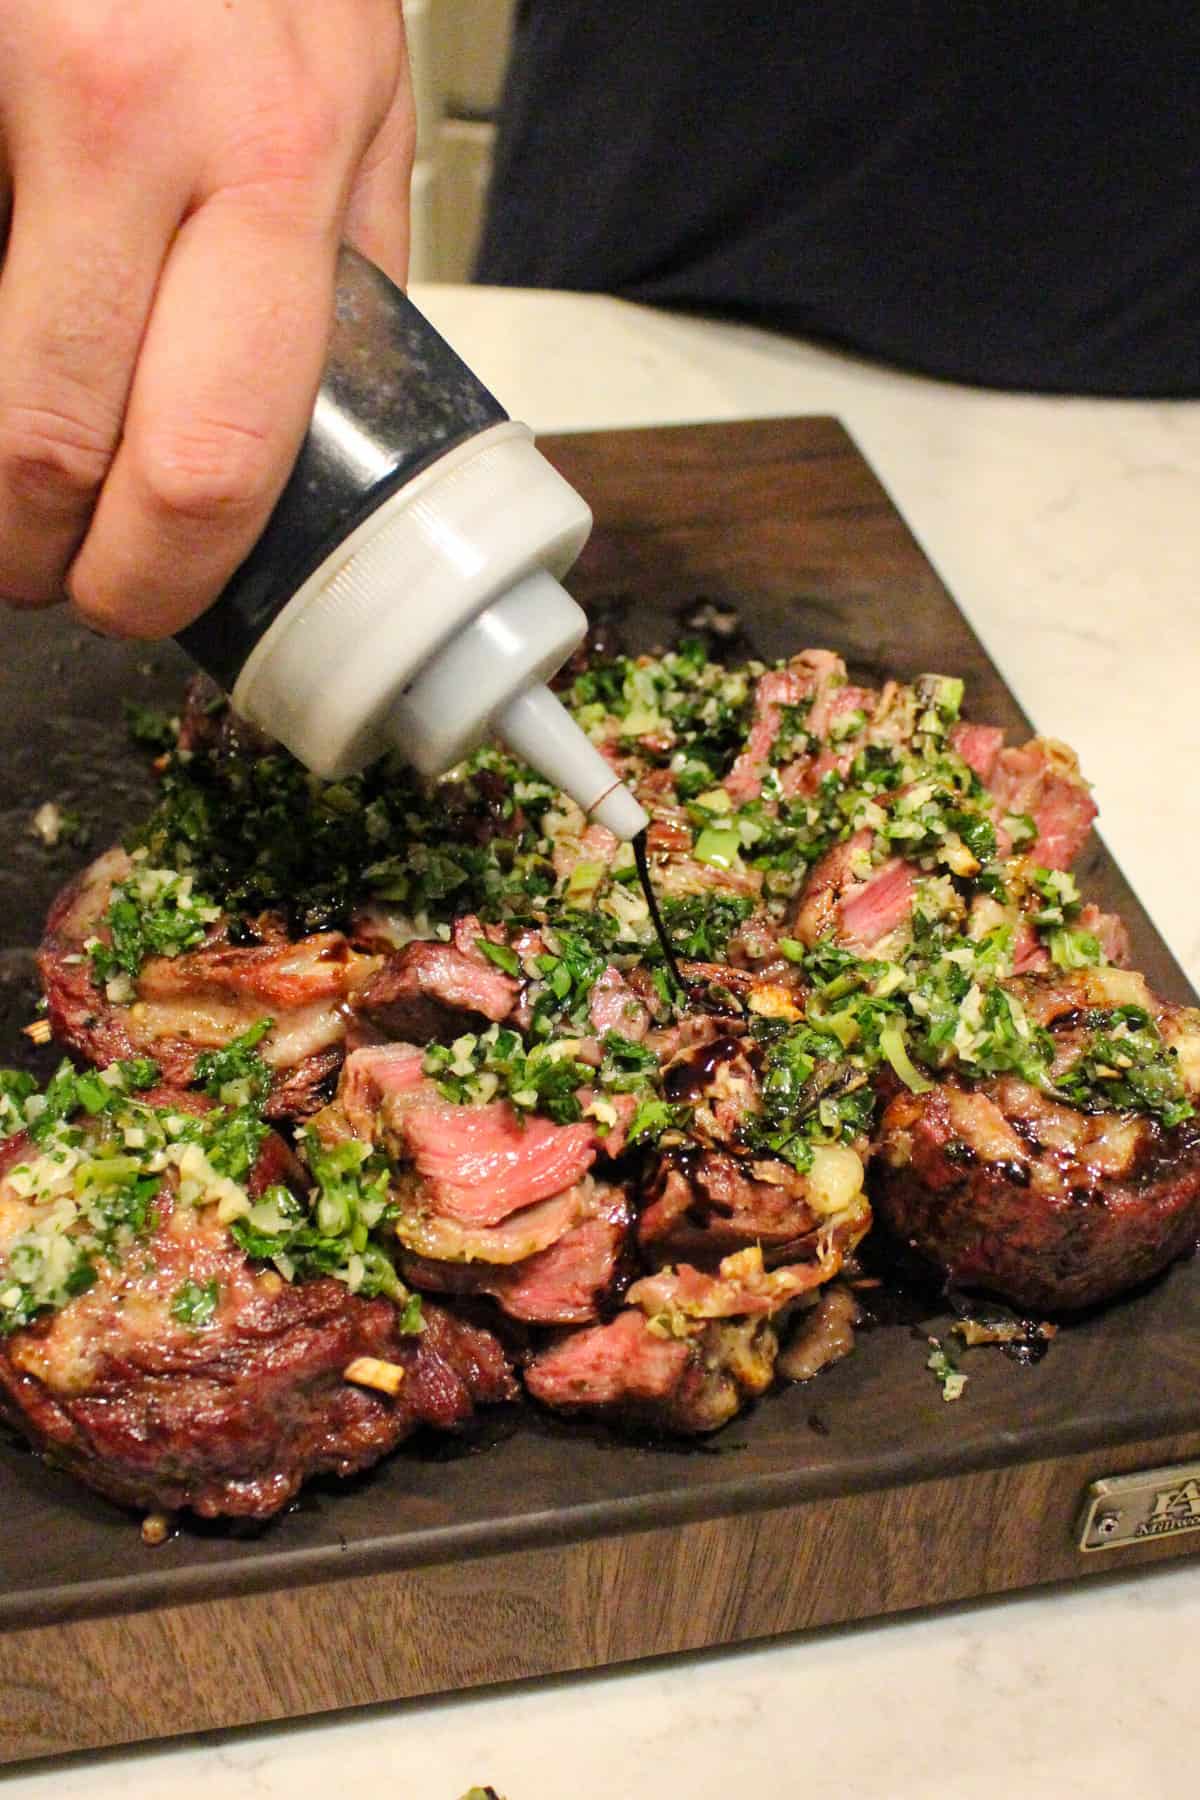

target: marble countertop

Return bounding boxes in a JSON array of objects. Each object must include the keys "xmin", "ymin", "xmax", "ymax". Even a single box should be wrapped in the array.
[{"xmin": 8, "ymin": 287, "xmax": 1199, "ymax": 1800}]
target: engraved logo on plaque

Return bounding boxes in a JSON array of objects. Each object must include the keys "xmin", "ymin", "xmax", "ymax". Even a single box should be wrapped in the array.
[{"xmin": 1138, "ymin": 1478, "xmax": 1200, "ymax": 1538}]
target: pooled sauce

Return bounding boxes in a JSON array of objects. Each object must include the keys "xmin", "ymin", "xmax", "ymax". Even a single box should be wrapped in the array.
[
  {"xmin": 663, "ymin": 1035, "xmax": 742, "ymax": 1101},
  {"xmin": 633, "ymin": 828, "xmax": 689, "ymax": 995}
]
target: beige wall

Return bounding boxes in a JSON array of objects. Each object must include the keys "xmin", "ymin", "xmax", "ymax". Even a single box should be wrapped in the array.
[{"xmin": 405, "ymin": 0, "xmax": 516, "ymax": 282}]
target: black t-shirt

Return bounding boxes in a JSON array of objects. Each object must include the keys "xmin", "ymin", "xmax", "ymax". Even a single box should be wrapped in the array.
[{"xmin": 474, "ymin": 2, "xmax": 1200, "ymax": 396}]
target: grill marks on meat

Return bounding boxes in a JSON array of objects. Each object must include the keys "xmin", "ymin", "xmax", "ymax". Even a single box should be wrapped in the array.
[
  {"xmin": 873, "ymin": 969, "xmax": 1200, "ymax": 1311},
  {"xmin": 0, "ymin": 1104, "xmax": 516, "ymax": 1518},
  {"xmin": 875, "ymin": 1079, "xmax": 1200, "ymax": 1312}
]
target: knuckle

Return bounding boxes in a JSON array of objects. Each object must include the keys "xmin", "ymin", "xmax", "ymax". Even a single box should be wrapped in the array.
[
  {"xmin": 239, "ymin": 92, "xmax": 345, "ymax": 191},
  {"xmin": 136, "ymin": 419, "xmax": 277, "ymax": 527},
  {"xmin": 0, "ymin": 404, "xmax": 111, "ymax": 515},
  {"xmin": 53, "ymin": 24, "xmax": 160, "ymax": 144},
  {"xmin": 281, "ymin": 94, "xmax": 344, "ymax": 170}
]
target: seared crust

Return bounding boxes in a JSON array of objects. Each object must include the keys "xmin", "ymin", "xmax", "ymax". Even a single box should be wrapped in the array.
[
  {"xmin": 0, "ymin": 1108, "xmax": 516, "ymax": 1518},
  {"xmin": 873, "ymin": 1079, "xmax": 1200, "ymax": 1311},
  {"xmin": 0, "ymin": 1269, "xmax": 515, "ymax": 1518},
  {"xmin": 37, "ymin": 850, "xmax": 374, "ymax": 1121}
]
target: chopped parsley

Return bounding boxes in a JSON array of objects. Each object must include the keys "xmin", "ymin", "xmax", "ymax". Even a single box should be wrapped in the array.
[
  {"xmin": 193, "ymin": 1019, "xmax": 275, "ymax": 1107},
  {"xmin": 171, "ymin": 1277, "xmax": 220, "ymax": 1328},
  {"xmin": 741, "ymin": 1020, "xmax": 875, "ymax": 1171},
  {"xmin": 423, "ymin": 1027, "xmax": 592, "ymax": 1126},
  {"xmin": 0, "ymin": 1071, "xmax": 38, "ymax": 1138},
  {"xmin": 230, "ymin": 1135, "xmax": 418, "ymax": 1318},
  {"xmin": 0, "ymin": 1056, "xmax": 420, "ymax": 1337},
  {"xmin": 421, "ymin": 1021, "xmax": 690, "ymax": 1148},
  {"xmin": 1055, "ymin": 1006, "xmax": 1193, "ymax": 1129},
  {"xmin": 123, "ymin": 701, "xmax": 178, "ymax": 753},
  {"xmin": 88, "ymin": 853, "xmax": 222, "ymax": 993},
  {"xmin": 655, "ymin": 894, "xmax": 755, "ymax": 963},
  {"xmin": 91, "ymin": 650, "xmax": 1190, "ymax": 1150}
]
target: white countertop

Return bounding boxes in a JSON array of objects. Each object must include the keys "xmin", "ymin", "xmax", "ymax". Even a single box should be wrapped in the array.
[{"xmin": 9, "ymin": 287, "xmax": 1199, "ymax": 1800}]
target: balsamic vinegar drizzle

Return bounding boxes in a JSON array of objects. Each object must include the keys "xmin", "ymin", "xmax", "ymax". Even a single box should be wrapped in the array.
[
  {"xmin": 632, "ymin": 829, "xmax": 747, "ymax": 1019},
  {"xmin": 632, "ymin": 828, "xmax": 689, "ymax": 997}
]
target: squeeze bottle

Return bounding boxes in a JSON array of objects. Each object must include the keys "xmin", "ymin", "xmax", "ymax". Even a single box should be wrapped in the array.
[{"xmin": 178, "ymin": 248, "xmax": 648, "ymax": 843}]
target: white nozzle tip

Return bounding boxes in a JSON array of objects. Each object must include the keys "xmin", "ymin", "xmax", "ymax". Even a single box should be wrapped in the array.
[{"xmin": 496, "ymin": 683, "xmax": 648, "ymax": 842}]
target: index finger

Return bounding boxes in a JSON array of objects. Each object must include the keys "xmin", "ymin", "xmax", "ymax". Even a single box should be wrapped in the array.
[{"xmin": 67, "ymin": 199, "xmax": 340, "ymax": 638}]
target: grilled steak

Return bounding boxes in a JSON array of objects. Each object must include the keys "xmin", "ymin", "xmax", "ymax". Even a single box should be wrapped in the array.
[
  {"xmin": 0, "ymin": 1081, "xmax": 515, "ymax": 1517},
  {"xmin": 11, "ymin": 639, "xmax": 1197, "ymax": 1515},
  {"xmin": 37, "ymin": 849, "xmax": 379, "ymax": 1120},
  {"xmin": 0, "ymin": 1240, "xmax": 516, "ymax": 1519},
  {"xmin": 872, "ymin": 968, "xmax": 1200, "ymax": 1310}
]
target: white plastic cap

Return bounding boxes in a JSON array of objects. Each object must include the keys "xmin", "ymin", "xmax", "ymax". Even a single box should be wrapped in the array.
[
  {"xmin": 390, "ymin": 570, "xmax": 649, "ymax": 839},
  {"xmin": 230, "ymin": 419, "xmax": 648, "ymax": 839}
]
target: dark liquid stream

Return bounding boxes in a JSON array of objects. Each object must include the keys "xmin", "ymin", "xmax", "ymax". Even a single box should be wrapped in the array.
[{"xmin": 632, "ymin": 829, "xmax": 689, "ymax": 997}]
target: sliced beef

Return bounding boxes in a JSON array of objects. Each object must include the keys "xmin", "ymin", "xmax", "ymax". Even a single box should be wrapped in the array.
[
  {"xmin": 792, "ymin": 831, "xmax": 916, "ymax": 954},
  {"xmin": 525, "ymin": 1306, "xmax": 778, "ymax": 1434},
  {"xmin": 388, "ymin": 1099, "xmax": 598, "ymax": 1227},
  {"xmin": 550, "ymin": 815, "xmax": 621, "ymax": 887},
  {"xmin": 642, "ymin": 1016, "xmax": 872, "ymax": 1271},
  {"xmin": 837, "ymin": 857, "xmax": 918, "ymax": 952},
  {"xmin": 982, "ymin": 737, "xmax": 1097, "ymax": 870},
  {"xmin": 0, "ymin": 1104, "xmax": 516, "ymax": 1519},
  {"xmin": 723, "ymin": 664, "xmax": 812, "ymax": 805},
  {"xmin": 950, "ymin": 722, "xmax": 1006, "ymax": 783},
  {"xmin": 639, "ymin": 1149, "xmax": 823, "ymax": 1266},
  {"xmin": 356, "ymin": 934, "xmax": 519, "ymax": 1044},
  {"xmin": 872, "ymin": 970, "xmax": 1200, "ymax": 1311},
  {"xmin": 316, "ymin": 1047, "xmax": 613, "ymax": 1272},
  {"xmin": 400, "ymin": 1190, "xmax": 632, "ymax": 1324},
  {"xmin": 329, "ymin": 1042, "xmax": 428, "ymax": 1141},
  {"xmin": 39, "ymin": 859, "xmax": 522, "ymax": 1120},
  {"xmin": 1079, "ymin": 903, "xmax": 1132, "ymax": 969}
]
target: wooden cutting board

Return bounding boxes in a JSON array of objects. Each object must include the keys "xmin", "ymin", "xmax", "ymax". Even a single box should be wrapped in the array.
[{"xmin": 0, "ymin": 418, "xmax": 1196, "ymax": 1765}]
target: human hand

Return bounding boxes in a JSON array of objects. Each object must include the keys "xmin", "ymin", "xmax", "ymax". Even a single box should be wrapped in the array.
[{"xmin": 0, "ymin": 0, "xmax": 413, "ymax": 637}]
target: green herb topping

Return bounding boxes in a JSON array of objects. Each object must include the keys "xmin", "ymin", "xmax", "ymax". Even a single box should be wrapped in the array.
[{"xmin": 0, "ymin": 1046, "xmax": 420, "ymax": 1337}]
